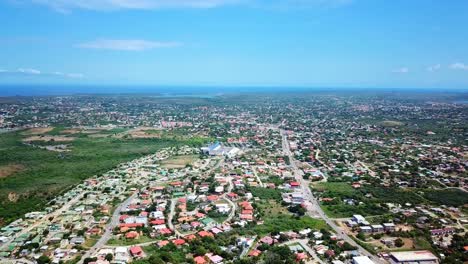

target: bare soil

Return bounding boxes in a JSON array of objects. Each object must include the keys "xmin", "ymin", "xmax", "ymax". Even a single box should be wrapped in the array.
[
  {"xmin": 0, "ymin": 164, "xmax": 25, "ymax": 178},
  {"xmin": 23, "ymin": 136, "xmax": 76, "ymax": 142},
  {"xmin": 21, "ymin": 127, "xmax": 54, "ymax": 135}
]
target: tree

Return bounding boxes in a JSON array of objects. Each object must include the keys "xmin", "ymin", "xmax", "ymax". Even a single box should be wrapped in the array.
[
  {"xmin": 357, "ymin": 232, "xmax": 366, "ymax": 241},
  {"xmin": 37, "ymin": 255, "xmax": 51, "ymax": 264},
  {"xmin": 395, "ymin": 238, "xmax": 404, "ymax": 247},
  {"xmin": 105, "ymin": 253, "xmax": 113, "ymax": 261},
  {"xmin": 84, "ymin": 257, "xmax": 98, "ymax": 264}
]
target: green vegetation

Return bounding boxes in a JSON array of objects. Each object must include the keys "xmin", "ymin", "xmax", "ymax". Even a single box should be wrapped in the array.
[
  {"xmin": 107, "ymin": 235, "xmax": 154, "ymax": 246},
  {"xmin": 253, "ymin": 215, "xmax": 328, "ymax": 235},
  {"xmin": 422, "ymin": 189, "xmax": 468, "ymax": 207},
  {"xmin": 313, "ymin": 182, "xmax": 429, "ymax": 217},
  {"xmin": 322, "ymin": 204, "xmax": 387, "ymax": 218},
  {"xmin": 313, "ymin": 182, "xmax": 355, "ymax": 196},
  {"xmin": 256, "ymin": 200, "xmax": 290, "ymax": 218},
  {"xmin": 248, "ymin": 186, "xmax": 282, "ymax": 201},
  {"xmin": 0, "ymin": 130, "xmax": 209, "ymax": 226}
]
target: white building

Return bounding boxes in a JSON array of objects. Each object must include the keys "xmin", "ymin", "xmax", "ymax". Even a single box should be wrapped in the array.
[
  {"xmin": 389, "ymin": 251, "xmax": 439, "ymax": 264},
  {"xmin": 353, "ymin": 256, "xmax": 375, "ymax": 264}
]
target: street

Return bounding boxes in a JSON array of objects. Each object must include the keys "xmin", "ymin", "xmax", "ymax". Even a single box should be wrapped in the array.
[{"xmin": 280, "ymin": 129, "xmax": 385, "ymax": 264}]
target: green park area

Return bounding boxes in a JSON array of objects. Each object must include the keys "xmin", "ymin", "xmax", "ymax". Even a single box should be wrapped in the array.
[
  {"xmin": 0, "ymin": 128, "xmax": 209, "ymax": 226},
  {"xmin": 312, "ymin": 182, "xmax": 465, "ymax": 218}
]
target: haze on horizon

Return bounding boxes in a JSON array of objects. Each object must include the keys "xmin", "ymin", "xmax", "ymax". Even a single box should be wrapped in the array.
[{"xmin": 1, "ymin": 0, "xmax": 468, "ymax": 89}]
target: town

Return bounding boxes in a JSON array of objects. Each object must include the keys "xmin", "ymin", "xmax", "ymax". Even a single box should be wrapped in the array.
[{"xmin": 0, "ymin": 92, "xmax": 467, "ymax": 264}]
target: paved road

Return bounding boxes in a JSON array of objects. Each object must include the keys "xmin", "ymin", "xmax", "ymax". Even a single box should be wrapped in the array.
[
  {"xmin": 167, "ymin": 198, "xmax": 186, "ymax": 237},
  {"xmin": 78, "ymin": 191, "xmax": 138, "ymax": 263},
  {"xmin": 221, "ymin": 176, "xmax": 236, "ymax": 224},
  {"xmin": 280, "ymin": 129, "xmax": 385, "ymax": 264}
]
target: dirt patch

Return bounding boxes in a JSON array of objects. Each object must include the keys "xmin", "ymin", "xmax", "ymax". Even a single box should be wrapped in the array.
[
  {"xmin": 8, "ymin": 192, "xmax": 19, "ymax": 202},
  {"xmin": 81, "ymin": 129, "xmax": 105, "ymax": 134},
  {"xmin": 0, "ymin": 164, "xmax": 25, "ymax": 178},
  {"xmin": 61, "ymin": 129, "xmax": 82, "ymax": 134},
  {"xmin": 23, "ymin": 136, "xmax": 76, "ymax": 142},
  {"xmin": 88, "ymin": 133, "xmax": 111, "ymax": 138},
  {"xmin": 160, "ymin": 155, "xmax": 198, "ymax": 169},
  {"xmin": 380, "ymin": 121, "xmax": 404, "ymax": 127},
  {"xmin": 129, "ymin": 130, "xmax": 162, "ymax": 139},
  {"xmin": 368, "ymin": 237, "xmax": 414, "ymax": 251},
  {"xmin": 113, "ymin": 127, "xmax": 162, "ymax": 139},
  {"xmin": 21, "ymin": 127, "xmax": 54, "ymax": 135}
]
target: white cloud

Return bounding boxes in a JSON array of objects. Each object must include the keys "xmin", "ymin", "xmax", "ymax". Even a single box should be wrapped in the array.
[
  {"xmin": 66, "ymin": 73, "xmax": 85, "ymax": 78},
  {"xmin": 0, "ymin": 68, "xmax": 84, "ymax": 78},
  {"xmin": 392, "ymin": 67, "xmax": 409, "ymax": 74},
  {"xmin": 450, "ymin": 62, "xmax": 468, "ymax": 71},
  {"xmin": 427, "ymin": 64, "xmax": 441, "ymax": 72},
  {"xmin": 17, "ymin": 68, "xmax": 41, "ymax": 75},
  {"xmin": 77, "ymin": 39, "xmax": 182, "ymax": 51},
  {"xmin": 28, "ymin": 0, "xmax": 351, "ymax": 11},
  {"xmin": 30, "ymin": 0, "xmax": 243, "ymax": 11}
]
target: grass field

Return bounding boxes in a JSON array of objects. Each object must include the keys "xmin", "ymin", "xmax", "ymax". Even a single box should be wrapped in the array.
[
  {"xmin": 0, "ymin": 129, "xmax": 208, "ymax": 226},
  {"xmin": 253, "ymin": 215, "xmax": 328, "ymax": 235},
  {"xmin": 107, "ymin": 235, "xmax": 154, "ymax": 246},
  {"xmin": 256, "ymin": 200, "xmax": 290, "ymax": 218},
  {"xmin": 312, "ymin": 182, "xmax": 356, "ymax": 196},
  {"xmin": 159, "ymin": 154, "xmax": 199, "ymax": 169}
]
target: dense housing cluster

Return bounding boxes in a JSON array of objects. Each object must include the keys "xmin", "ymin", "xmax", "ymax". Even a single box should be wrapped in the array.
[{"xmin": 0, "ymin": 92, "xmax": 466, "ymax": 264}]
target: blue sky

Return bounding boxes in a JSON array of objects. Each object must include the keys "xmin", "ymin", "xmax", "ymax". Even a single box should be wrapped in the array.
[{"xmin": 0, "ymin": 0, "xmax": 468, "ymax": 88}]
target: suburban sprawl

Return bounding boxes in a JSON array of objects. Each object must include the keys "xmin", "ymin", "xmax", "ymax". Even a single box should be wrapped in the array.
[{"xmin": 0, "ymin": 91, "xmax": 467, "ymax": 264}]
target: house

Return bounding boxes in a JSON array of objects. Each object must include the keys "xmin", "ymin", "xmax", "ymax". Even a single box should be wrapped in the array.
[
  {"xmin": 125, "ymin": 231, "xmax": 140, "ymax": 239},
  {"xmin": 215, "ymin": 203, "xmax": 230, "ymax": 214},
  {"xmin": 207, "ymin": 254, "xmax": 224, "ymax": 264},
  {"xmin": 371, "ymin": 224, "xmax": 384, "ymax": 233},
  {"xmin": 296, "ymin": 252, "xmax": 309, "ymax": 262},
  {"xmin": 69, "ymin": 237, "xmax": 85, "ymax": 245},
  {"xmin": 172, "ymin": 238, "xmax": 186, "ymax": 246},
  {"xmin": 352, "ymin": 215, "xmax": 367, "ymax": 224},
  {"xmin": 430, "ymin": 228, "xmax": 455, "ymax": 236},
  {"xmin": 130, "ymin": 246, "xmax": 144, "ymax": 258},
  {"xmin": 248, "ymin": 249, "xmax": 262, "ymax": 257},
  {"xmin": 260, "ymin": 236, "xmax": 275, "ymax": 245},
  {"xmin": 198, "ymin": 231, "xmax": 214, "ymax": 238},
  {"xmin": 360, "ymin": 226, "xmax": 372, "ymax": 233},
  {"xmin": 291, "ymin": 193, "xmax": 304, "ymax": 204},
  {"xmin": 158, "ymin": 240, "xmax": 170, "ymax": 247},
  {"xmin": 289, "ymin": 181, "xmax": 300, "ymax": 189},
  {"xmin": 194, "ymin": 256, "xmax": 208, "ymax": 264},
  {"xmin": 114, "ymin": 247, "xmax": 130, "ymax": 263},
  {"xmin": 383, "ymin": 223, "xmax": 396, "ymax": 232},
  {"xmin": 347, "ymin": 220, "xmax": 358, "ymax": 227}
]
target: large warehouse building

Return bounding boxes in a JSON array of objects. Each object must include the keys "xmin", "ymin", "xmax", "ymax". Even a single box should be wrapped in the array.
[{"xmin": 389, "ymin": 250, "xmax": 439, "ymax": 264}]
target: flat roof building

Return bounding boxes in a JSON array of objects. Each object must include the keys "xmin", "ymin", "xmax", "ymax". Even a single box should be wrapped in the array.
[
  {"xmin": 353, "ymin": 256, "xmax": 375, "ymax": 264},
  {"xmin": 389, "ymin": 250, "xmax": 439, "ymax": 264}
]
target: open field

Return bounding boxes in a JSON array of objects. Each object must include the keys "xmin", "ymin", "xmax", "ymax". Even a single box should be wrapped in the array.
[
  {"xmin": 23, "ymin": 135, "xmax": 76, "ymax": 142},
  {"xmin": 256, "ymin": 200, "xmax": 290, "ymax": 218},
  {"xmin": 253, "ymin": 216, "xmax": 328, "ymax": 235},
  {"xmin": 380, "ymin": 120, "xmax": 404, "ymax": 127},
  {"xmin": 312, "ymin": 182, "xmax": 355, "ymax": 196},
  {"xmin": 0, "ymin": 130, "xmax": 209, "ymax": 226},
  {"xmin": 159, "ymin": 154, "xmax": 199, "ymax": 169},
  {"xmin": 0, "ymin": 164, "xmax": 25, "ymax": 179},
  {"xmin": 20, "ymin": 127, "xmax": 54, "ymax": 135}
]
